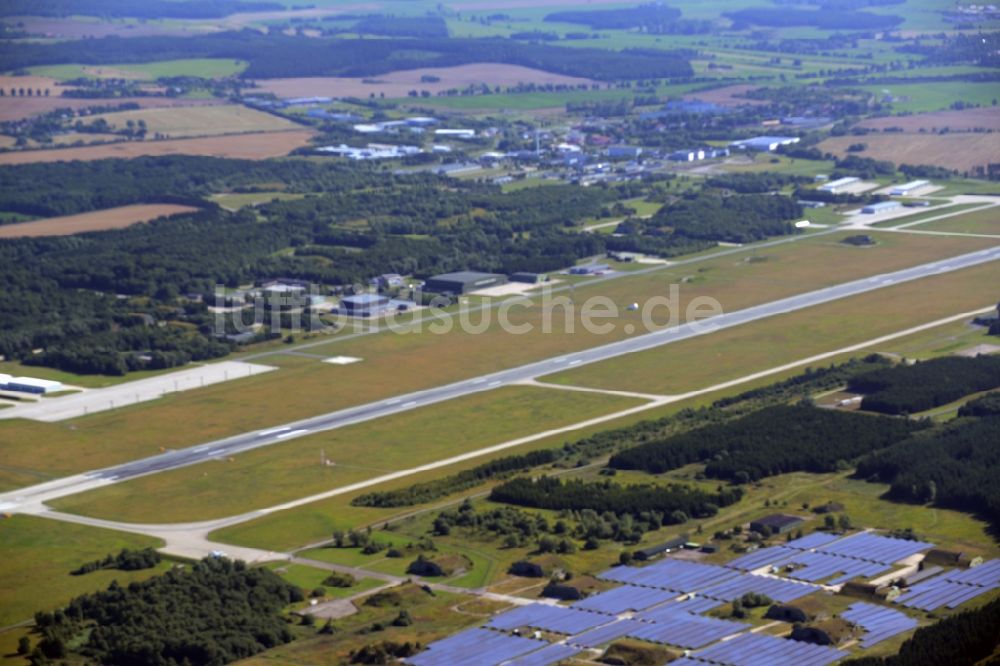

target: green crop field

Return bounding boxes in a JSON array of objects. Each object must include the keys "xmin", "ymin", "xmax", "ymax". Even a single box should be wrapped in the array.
[
  {"xmin": 540, "ymin": 260, "xmax": 999, "ymax": 395},
  {"xmin": 0, "ymin": 228, "xmax": 992, "ymax": 490},
  {"xmin": 48, "ymin": 386, "xmax": 643, "ymax": 523},
  {"xmin": 857, "ymin": 81, "xmax": 1000, "ymax": 114},
  {"xmin": 905, "ymin": 206, "xmax": 1000, "ymax": 235},
  {"xmin": 26, "ymin": 59, "xmax": 248, "ymax": 81},
  {"xmin": 0, "ymin": 515, "xmax": 168, "ymax": 627},
  {"xmin": 262, "ymin": 562, "xmax": 383, "ymax": 598}
]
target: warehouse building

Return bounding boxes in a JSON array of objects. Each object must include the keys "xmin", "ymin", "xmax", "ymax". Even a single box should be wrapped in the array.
[
  {"xmin": 0, "ymin": 374, "xmax": 63, "ymax": 394},
  {"xmin": 819, "ymin": 177, "xmax": 860, "ymax": 193},
  {"xmin": 568, "ymin": 263, "xmax": 611, "ymax": 276},
  {"xmin": 750, "ymin": 514, "xmax": 804, "ymax": 535},
  {"xmin": 890, "ymin": 180, "xmax": 929, "ymax": 196},
  {"xmin": 424, "ymin": 271, "xmax": 507, "ymax": 295},
  {"xmin": 862, "ymin": 201, "xmax": 902, "ymax": 214},
  {"xmin": 510, "ymin": 272, "xmax": 548, "ymax": 284},
  {"xmin": 337, "ymin": 293, "xmax": 392, "ymax": 317}
]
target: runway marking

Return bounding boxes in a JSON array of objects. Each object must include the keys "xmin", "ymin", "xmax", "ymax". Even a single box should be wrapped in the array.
[
  {"xmin": 259, "ymin": 427, "xmax": 291, "ymax": 436},
  {"xmin": 488, "ymin": 381, "xmax": 502, "ymax": 387},
  {"xmin": 472, "ymin": 379, "xmax": 486, "ymax": 384},
  {"xmin": 385, "ymin": 399, "xmax": 400, "ymax": 405},
  {"xmin": 403, "ymin": 401, "xmax": 417, "ymax": 408},
  {"xmin": 568, "ymin": 359, "xmax": 582, "ymax": 366},
  {"xmin": 194, "ymin": 446, "xmax": 209, "ymax": 452},
  {"xmin": 277, "ymin": 429, "xmax": 308, "ymax": 439}
]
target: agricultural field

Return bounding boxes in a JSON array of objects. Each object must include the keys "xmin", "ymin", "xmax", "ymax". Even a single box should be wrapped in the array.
[
  {"xmin": 904, "ymin": 206, "xmax": 1000, "ymax": 235},
  {"xmin": 48, "ymin": 385, "xmax": 644, "ymax": 523},
  {"xmin": 26, "ymin": 59, "xmax": 249, "ymax": 81},
  {"xmin": 857, "ymin": 107, "xmax": 1000, "ymax": 132},
  {"xmin": 819, "ymin": 133, "xmax": 1000, "ymax": 172},
  {"xmin": 0, "ymin": 129, "xmax": 316, "ymax": 164},
  {"xmin": 84, "ymin": 104, "xmax": 302, "ymax": 139},
  {"xmin": 256, "ymin": 63, "xmax": 596, "ymax": 99},
  {"xmin": 0, "ymin": 203, "xmax": 199, "ymax": 238}
]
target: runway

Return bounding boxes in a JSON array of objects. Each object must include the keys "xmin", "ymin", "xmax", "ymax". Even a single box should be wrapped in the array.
[{"xmin": 2, "ymin": 244, "xmax": 998, "ymax": 510}]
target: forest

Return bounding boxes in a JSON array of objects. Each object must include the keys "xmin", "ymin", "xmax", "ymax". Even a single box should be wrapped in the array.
[
  {"xmin": 71, "ymin": 548, "xmax": 161, "ymax": 576},
  {"xmin": 724, "ymin": 7, "xmax": 904, "ymax": 29},
  {"xmin": 544, "ymin": 4, "xmax": 682, "ymax": 30},
  {"xmin": 28, "ymin": 558, "xmax": 300, "ymax": 666},
  {"xmin": 844, "ymin": 597, "xmax": 1000, "ymax": 666},
  {"xmin": 0, "ymin": 0, "xmax": 281, "ymax": 18},
  {"xmin": 847, "ymin": 355, "xmax": 1000, "ymax": 415},
  {"xmin": 854, "ymin": 414, "xmax": 1000, "ymax": 530},
  {"xmin": 489, "ymin": 476, "xmax": 743, "ymax": 523},
  {"xmin": 608, "ymin": 404, "xmax": 924, "ymax": 482},
  {"xmin": 0, "ymin": 33, "xmax": 694, "ymax": 81},
  {"xmin": 350, "ymin": 16, "xmax": 449, "ymax": 39}
]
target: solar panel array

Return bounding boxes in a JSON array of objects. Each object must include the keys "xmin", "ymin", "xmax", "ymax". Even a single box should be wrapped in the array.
[
  {"xmin": 725, "ymin": 546, "xmax": 796, "ymax": 572},
  {"xmin": 784, "ymin": 551, "xmax": 890, "ymax": 584},
  {"xmin": 499, "ymin": 643, "xmax": 580, "ymax": 666},
  {"xmin": 487, "ymin": 604, "xmax": 610, "ymax": 635},
  {"xmin": 842, "ymin": 602, "xmax": 918, "ymax": 648},
  {"xmin": 697, "ymin": 573, "xmax": 817, "ymax": 602},
  {"xmin": 625, "ymin": 612, "xmax": 747, "ymax": 649},
  {"xmin": 408, "ymin": 628, "xmax": 544, "ymax": 666},
  {"xmin": 567, "ymin": 619, "xmax": 643, "ymax": 648},
  {"xmin": 636, "ymin": 598, "xmax": 722, "ymax": 623},
  {"xmin": 895, "ymin": 559, "xmax": 1000, "ymax": 611},
  {"xmin": 819, "ymin": 532, "xmax": 934, "ymax": 564},
  {"xmin": 573, "ymin": 585, "xmax": 677, "ymax": 614},
  {"xmin": 689, "ymin": 632, "xmax": 848, "ymax": 666},
  {"xmin": 599, "ymin": 559, "xmax": 740, "ymax": 592},
  {"xmin": 785, "ymin": 532, "xmax": 842, "ymax": 550}
]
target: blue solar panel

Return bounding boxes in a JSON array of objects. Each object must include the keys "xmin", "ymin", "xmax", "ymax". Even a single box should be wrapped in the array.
[
  {"xmin": 488, "ymin": 604, "xmax": 611, "ymax": 635},
  {"xmin": 567, "ymin": 619, "xmax": 643, "ymax": 648},
  {"xmin": 409, "ymin": 628, "xmax": 544, "ymax": 666},
  {"xmin": 725, "ymin": 546, "xmax": 796, "ymax": 571},
  {"xmin": 895, "ymin": 577, "xmax": 995, "ymax": 611},
  {"xmin": 784, "ymin": 532, "xmax": 843, "ymax": 550},
  {"xmin": 573, "ymin": 585, "xmax": 677, "ymax": 614},
  {"xmin": 692, "ymin": 632, "xmax": 847, "ymax": 666},
  {"xmin": 842, "ymin": 602, "xmax": 918, "ymax": 648},
  {"xmin": 944, "ymin": 559, "xmax": 1000, "ymax": 587},
  {"xmin": 783, "ymin": 551, "xmax": 890, "ymax": 583},
  {"xmin": 637, "ymin": 597, "xmax": 722, "ymax": 623},
  {"xmin": 500, "ymin": 643, "xmax": 580, "ymax": 666},
  {"xmin": 818, "ymin": 532, "xmax": 933, "ymax": 564},
  {"xmin": 698, "ymin": 573, "xmax": 817, "ymax": 603},
  {"xmin": 626, "ymin": 612, "xmax": 747, "ymax": 649},
  {"xmin": 598, "ymin": 559, "xmax": 740, "ymax": 592}
]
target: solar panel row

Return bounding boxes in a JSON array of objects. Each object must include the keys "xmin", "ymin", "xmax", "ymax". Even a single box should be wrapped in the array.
[
  {"xmin": 408, "ymin": 628, "xmax": 544, "ymax": 666},
  {"xmin": 626, "ymin": 612, "xmax": 747, "ymax": 649},
  {"xmin": 599, "ymin": 559, "xmax": 740, "ymax": 592},
  {"xmin": 842, "ymin": 602, "xmax": 918, "ymax": 648},
  {"xmin": 697, "ymin": 573, "xmax": 817, "ymax": 603},
  {"xmin": 943, "ymin": 559, "xmax": 1000, "ymax": 587},
  {"xmin": 895, "ymin": 578, "xmax": 994, "ymax": 611},
  {"xmin": 488, "ymin": 603, "xmax": 611, "ymax": 635},
  {"xmin": 725, "ymin": 546, "xmax": 796, "ymax": 572},
  {"xmin": 692, "ymin": 632, "xmax": 847, "ymax": 666},
  {"xmin": 784, "ymin": 551, "xmax": 889, "ymax": 584},
  {"xmin": 784, "ymin": 532, "xmax": 842, "ymax": 551},
  {"xmin": 637, "ymin": 598, "xmax": 722, "ymax": 624},
  {"xmin": 573, "ymin": 585, "xmax": 677, "ymax": 614},
  {"xmin": 499, "ymin": 642, "xmax": 580, "ymax": 666},
  {"xmin": 567, "ymin": 619, "xmax": 642, "ymax": 648},
  {"xmin": 819, "ymin": 532, "xmax": 934, "ymax": 565}
]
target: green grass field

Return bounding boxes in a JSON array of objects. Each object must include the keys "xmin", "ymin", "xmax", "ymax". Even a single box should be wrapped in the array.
[
  {"xmin": 857, "ymin": 81, "xmax": 1000, "ymax": 113},
  {"xmin": 905, "ymin": 206, "xmax": 1000, "ymax": 235},
  {"xmin": 869, "ymin": 203, "xmax": 983, "ymax": 228},
  {"xmin": 210, "ymin": 191, "xmax": 307, "ymax": 210},
  {"xmin": 0, "ymin": 515, "xmax": 167, "ymax": 627},
  {"xmin": 1, "ymin": 228, "xmax": 992, "ymax": 491},
  {"xmin": 48, "ymin": 386, "xmax": 643, "ymax": 523},
  {"xmin": 26, "ymin": 59, "xmax": 248, "ymax": 81},
  {"xmin": 262, "ymin": 562, "xmax": 383, "ymax": 598},
  {"xmin": 540, "ymin": 260, "xmax": 999, "ymax": 395}
]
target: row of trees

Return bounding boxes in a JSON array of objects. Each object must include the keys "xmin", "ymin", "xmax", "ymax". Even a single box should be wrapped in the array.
[
  {"xmin": 848, "ymin": 355, "xmax": 1000, "ymax": 415},
  {"xmin": 608, "ymin": 404, "xmax": 924, "ymax": 481},
  {"xmin": 70, "ymin": 548, "xmax": 161, "ymax": 576}
]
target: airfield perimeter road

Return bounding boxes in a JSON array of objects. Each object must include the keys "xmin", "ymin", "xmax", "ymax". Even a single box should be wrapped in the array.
[{"xmin": 2, "ymin": 244, "xmax": 999, "ymax": 511}]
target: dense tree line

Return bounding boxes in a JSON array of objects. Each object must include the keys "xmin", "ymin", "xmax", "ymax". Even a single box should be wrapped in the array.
[
  {"xmin": 71, "ymin": 548, "xmax": 161, "ymax": 576},
  {"xmin": 898, "ymin": 31, "xmax": 1000, "ymax": 69},
  {"xmin": 544, "ymin": 4, "xmax": 681, "ymax": 30},
  {"xmin": 957, "ymin": 391, "xmax": 1000, "ymax": 417},
  {"xmin": 0, "ymin": 0, "xmax": 281, "ymax": 19},
  {"xmin": 725, "ymin": 7, "xmax": 904, "ymax": 30},
  {"xmin": 843, "ymin": 597, "xmax": 1000, "ymax": 666},
  {"xmin": 352, "ymin": 450, "xmax": 559, "ymax": 507},
  {"xmin": 848, "ymin": 355, "xmax": 1000, "ymax": 415},
  {"xmin": 30, "ymin": 558, "xmax": 299, "ymax": 666},
  {"xmin": 0, "ymin": 32, "xmax": 693, "ymax": 81},
  {"xmin": 705, "ymin": 172, "xmax": 813, "ymax": 193},
  {"xmin": 608, "ymin": 404, "xmax": 924, "ymax": 482},
  {"xmin": 628, "ymin": 191, "xmax": 803, "ymax": 244},
  {"xmin": 352, "ymin": 16, "xmax": 449, "ymax": 39},
  {"xmin": 490, "ymin": 476, "xmax": 742, "ymax": 522},
  {"xmin": 855, "ymin": 415, "xmax": 1000, "ymax": 529}
]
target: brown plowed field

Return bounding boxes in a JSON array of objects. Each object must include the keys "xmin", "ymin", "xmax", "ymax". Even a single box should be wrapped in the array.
[
  {"xmin": 857, "ymin": 108, "xmax": 1000, "ymax": 132},
  {"xmin": 0, "ymin": 204, "xmax": 200, "ymax": 238},
  {"xmin": 819, "ymin": 133, "xmax": 1000, "ymax": 171},
  {"xmin": 0, "ymin": 94, "xmax": 225, "ymax": 122},
  {"xmin": 0, "ymin": 129, "xmax": 315, "ymax": 165},
  {"xmin": 255, "ymin": 63, "xmax": 596, "ymax": 99}
]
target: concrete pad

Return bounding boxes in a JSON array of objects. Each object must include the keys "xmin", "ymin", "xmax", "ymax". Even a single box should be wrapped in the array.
[
  {"xmin": 470, "ymin": 280, "xmax": 562, "ymax": 297},
  {"xmin": 0, "ymin": 361, "xmax": 277, "ymax": 422}
]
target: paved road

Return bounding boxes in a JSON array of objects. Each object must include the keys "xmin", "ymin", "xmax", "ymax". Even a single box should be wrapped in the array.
[{"xmin": 1, "ymin": 244, "xmax": 998, "ymax": 512}]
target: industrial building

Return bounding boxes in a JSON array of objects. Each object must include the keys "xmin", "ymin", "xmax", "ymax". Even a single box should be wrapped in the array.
[
  {"xmin": 0, "ymin": 374, "xmax": 64, "ymax": 394},
  {"xmin": 729, "ymin": 136, "xmax": 800, "ymax": 152},
  {"xmin": 568, "ymin": 263, "xmax": 611, "ymax": 276},
  {"xmin": 510, "ymin": 272, "xmax": 547, "ymax": 284},
  {"xmin": 608, "ymin": 145, "xmax": 643, "ymax": 159},
  {"xmin": 316, "ymin": 143, "xmax": 422, "ymax": 160},
  {"xmin": 819, "ymin": 177, "xmax": 861, "ymax": 193},
  {"xmin": 434, "ymin": 128, "xmax": 476, "ymax": 140},
  {"xmin": 862, "ymin": 201, "xmax": 902, "ymax": 214},
  {"xmin": 890, "ymin": 180, "xmax": 929, "ymax": 196},
  {"xmin": 337, "ymin": 294, "xmax": 392, "ymax": 317},
  {"xmin": 424, "ymin": 271, "xmax": 507, "ymax": 294},
  {"xmin": 750, "ymin": 514, "xmax": 805, "ymax": 535}
]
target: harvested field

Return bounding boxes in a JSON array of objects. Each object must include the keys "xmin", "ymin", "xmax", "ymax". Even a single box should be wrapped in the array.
[
  {"xmin": 857, "ymin": 108, "xmax": 1000, "ymax": 132},
  {"xmin": 819, "ymin": 133, "xmax": 1000, "ymax": 172},
  {"xmin": 0, "ymin": 95, "xmax": 224, "ymax": 122},
  {"xmin": 0, "ymin": 204, "xmax": 200, "ymax": 239},
  {"xmin": 13, "ymin": 16, "xmax": 204, "ymax": 39},
  {"xmin": 683, "ymin": 83, "xmax": 767, "ymax": 107},
  {"xmin": 256, "ymin": 63, "xmax": 596, "ymax": 99},
  {"xmin": 0, "ymin": 75, "xmax": 65, "ymax": 96},
  {"xmin": 86, "ymin": 104, "xmax": 300, "ymax": 138},
  {"xmin": 0, "ymin": 129, "xmax": 315, "ymax": 164}
]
